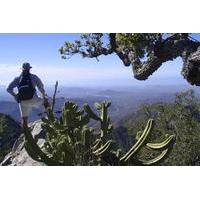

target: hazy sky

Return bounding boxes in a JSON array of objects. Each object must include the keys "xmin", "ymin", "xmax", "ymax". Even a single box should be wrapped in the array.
[{"xmin": 0, "ymin": 33, "xmax": 199, "ymax": 87}]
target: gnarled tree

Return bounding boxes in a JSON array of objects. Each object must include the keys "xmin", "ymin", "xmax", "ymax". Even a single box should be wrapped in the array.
[{"xmin": 59, "ymin": 33, "xmax": 200, "ymax": 86}]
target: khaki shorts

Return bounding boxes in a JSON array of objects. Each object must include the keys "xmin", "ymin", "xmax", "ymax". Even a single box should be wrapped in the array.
[{"xmin": 19, "ymin": 96, "xmax": 44, "ymax": 117}]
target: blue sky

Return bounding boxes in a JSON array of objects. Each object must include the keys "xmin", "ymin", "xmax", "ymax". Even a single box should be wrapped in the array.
[{"xmin": 0, "ymin": 33, "xmax": 200, "ymax": 87}]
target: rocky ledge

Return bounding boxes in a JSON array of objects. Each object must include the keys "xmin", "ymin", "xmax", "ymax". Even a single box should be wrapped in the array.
[{"xmin": 1, "ymin": 120, "xmax": 45, "ymax": 166}]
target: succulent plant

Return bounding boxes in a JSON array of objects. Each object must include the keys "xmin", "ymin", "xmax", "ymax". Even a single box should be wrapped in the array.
[{"xmin": 23, "ymin": 100, "xmax": 175, "ymax": 166}]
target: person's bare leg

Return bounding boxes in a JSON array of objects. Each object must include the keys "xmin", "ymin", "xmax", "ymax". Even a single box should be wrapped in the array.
[{"xmin": 22, "ymin": 116, "xmax": 28, "ymax": 129}]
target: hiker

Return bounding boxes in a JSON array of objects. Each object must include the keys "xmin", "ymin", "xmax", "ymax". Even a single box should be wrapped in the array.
[{"xmin": 7, "ymin": 62, "xmax": 49, "ymax": 128}]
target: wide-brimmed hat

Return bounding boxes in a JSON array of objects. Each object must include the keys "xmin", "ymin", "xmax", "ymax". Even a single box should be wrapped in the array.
[{"xmin": 22, "ymin": 62, "xmax": 32, "ymax": 70}]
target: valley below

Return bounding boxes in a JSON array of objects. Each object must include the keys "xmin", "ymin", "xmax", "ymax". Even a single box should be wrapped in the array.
[{"xmin": 0, "ymin": 84, "xmax": 196, "ymax": 123}]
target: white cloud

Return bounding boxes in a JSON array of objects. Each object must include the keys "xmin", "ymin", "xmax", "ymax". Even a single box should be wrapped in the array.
[
  {"xmin": 0, "ymin": 58, "xmax": 186, "ymax": 87},
  {"xmin": 33, "ymin": 65, "xmax": 134, "ymax": 86},
  {"xmin": 0, "ymin": 64, "xmax": 133, "ymax": 86}
]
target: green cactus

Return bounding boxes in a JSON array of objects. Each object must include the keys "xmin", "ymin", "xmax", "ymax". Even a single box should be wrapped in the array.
[
  {"xmin": 139, "ymin": 149, "xmax": 169, "ymax": 165},
  {"xmin": 93, "ymin": 140, "xmax": 113, "ymax": 156},
  {"xmin": 23, "ymin": 127, "xmax": 63, "ymax": 165},
  {"xmin": 24, "ymin": 141, "xmax": 42, "ymax": 162},
  {"xmin": 91, "ymin": 139, "xmax": 102, "ymax": 151},
  {"xmin": 83, "ymin": 104, "xmax": 100, "ymax": 121},
  {"xmin": 146, "ymin": 135, "xmax": 175, "ymax": 150},
  {"xmin": 119, "ymin": 119, "xmax": 175, "ymax": 165},
  {"xmin": 120, "ymin": 119, "xmax": 154, "ymax": 163},
  {"xmin": 24, "ymin": 98, "xmax": 175, "ymax": 166},
  {"xmin": 99, "ymin": 101, "xmax": 112, "ymax": 138}
]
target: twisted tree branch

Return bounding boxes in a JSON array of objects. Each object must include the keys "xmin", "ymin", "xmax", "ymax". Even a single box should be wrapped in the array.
[{"xmin": 60, "ymin": 33, "xmax": 200, "ymax": 86}]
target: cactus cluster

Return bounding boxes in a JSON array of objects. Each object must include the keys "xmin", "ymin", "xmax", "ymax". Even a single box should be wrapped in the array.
[{"xmin": 23, "ymin": 99, "xmax": 175, "ymax": 166}]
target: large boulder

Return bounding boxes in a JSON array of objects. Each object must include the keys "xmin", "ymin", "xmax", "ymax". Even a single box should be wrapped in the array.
[
  {"xmin": 1, "ymin": 120, "xmax": 45, "ymax": 166},
  {"xmin": 0, "ymin": 113, "xmax": 21, "ymax": 162}
]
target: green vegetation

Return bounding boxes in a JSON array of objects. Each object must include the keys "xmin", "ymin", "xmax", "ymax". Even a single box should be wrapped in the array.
[
  {"xmin": 2, "ymin": 88, "xmax": 200, "ymax": 166},
  {"xmin": 2, "ymin": 86, "xmax": 200, "ymax": 166},
  {"xmin": 123, "ymin": 89, "xmax": 200, "ymax": 165},
  {"xmin": 23, "ymin": 100, "xmax": 174, "ymax": 166}
]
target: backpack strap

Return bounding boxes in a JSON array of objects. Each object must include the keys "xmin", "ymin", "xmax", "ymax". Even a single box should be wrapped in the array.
[{"xmin": 18, "ymin": 73, "xmax": 23, "ymax": 87}]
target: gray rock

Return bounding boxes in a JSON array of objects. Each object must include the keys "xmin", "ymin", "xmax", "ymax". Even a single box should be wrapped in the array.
[
  {"xmin": 1, "ymin": 120, "xmax": 45, "ymax": 166},
  {"xmin": 0, "ymin": 113, "xmax": 21, "ymax": 162}
]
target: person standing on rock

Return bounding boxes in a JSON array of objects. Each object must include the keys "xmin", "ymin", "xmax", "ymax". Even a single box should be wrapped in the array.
[{"xmin": 7, "ymin": 62, "xmax": 50, "ymax": 128}]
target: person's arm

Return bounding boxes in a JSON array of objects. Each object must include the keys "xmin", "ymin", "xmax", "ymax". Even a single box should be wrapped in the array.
[
  {"xmin": 7, "ymin": 78, "xmax": 18, "ymax": 97},
  {"xmin": 34, "ymin": 75, "xmax": 47, "ymax": 99},
  {"xmin": 34, "ymin": 75, "xmax": 50, "ymax": 108}
]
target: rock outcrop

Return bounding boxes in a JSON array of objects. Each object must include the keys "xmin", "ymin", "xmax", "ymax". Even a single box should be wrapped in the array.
[
  {"xmin": 0, "ymin": 113, "xmax": 21, "ymax": 162},
  {"xmin": 1, "ymin": 120, "xmax": 45, "ymax": 166}
]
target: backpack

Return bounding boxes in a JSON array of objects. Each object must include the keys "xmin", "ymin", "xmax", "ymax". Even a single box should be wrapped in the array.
[{"xmin": 17, "ymin": 73, "xmax": 36, "ymax": 101}]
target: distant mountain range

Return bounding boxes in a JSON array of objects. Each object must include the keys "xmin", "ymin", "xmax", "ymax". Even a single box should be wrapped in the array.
[{"xmin": 1, "ymin": 84, "xmax": 199, "ymax": 123}]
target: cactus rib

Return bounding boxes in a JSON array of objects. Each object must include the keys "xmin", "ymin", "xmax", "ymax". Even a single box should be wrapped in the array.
[
  {"xmin": 120, "ymin": 119, "xmax": 153, "ymax": 162},
  {"xmin": 94, "ymin": 102, "xmax": 102, "ymax": 110},
  {"xmin": 84, "ymin": 104, "xmax": 100, "ymax": 121},
  {"xmin": 91, "ymin": 139, "xmax": 102, "ymax": 151},
  {"xmin": 93, "ymin": 140, "xmax": 112, "ymax": 155},
  {"xmin": 146, "ymin": 135, "xmax": 175, "ymax": 150},
  {"xmin": 95, "ymin": 142, "xmax": 112, "ymax": 156},
  {"xmin": 139, "ymin": 148, "xmax": 169, "ymax": 165}
]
